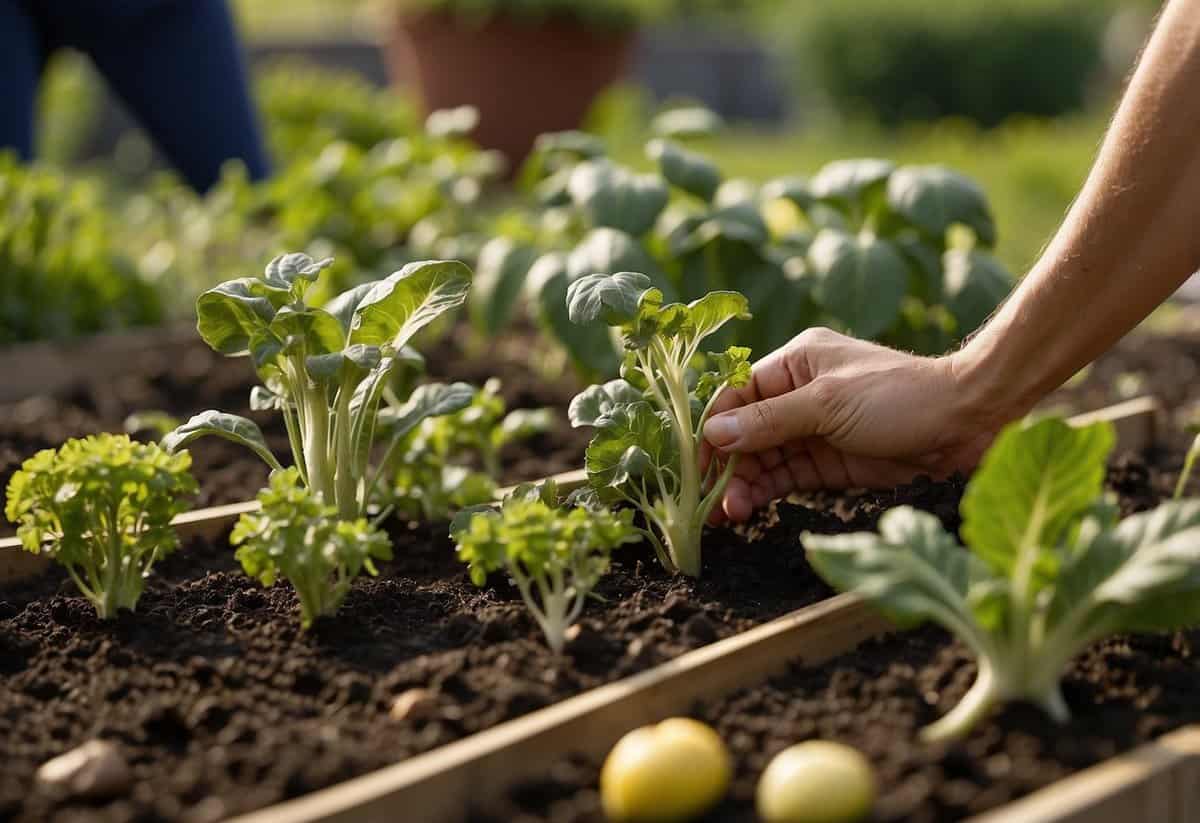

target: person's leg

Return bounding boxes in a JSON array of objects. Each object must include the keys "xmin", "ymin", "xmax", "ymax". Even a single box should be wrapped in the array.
[
  {"xmin": 0, "ymin": 0, "xmax": 42, "ymax": 161},
  {"xmin": 80, "ymin": 0, "xmax": 270, "ymax": 191}
]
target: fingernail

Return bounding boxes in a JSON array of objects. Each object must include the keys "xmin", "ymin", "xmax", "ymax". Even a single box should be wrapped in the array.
[{"xmin": 704, "ymin": 414, "xmax": 741, "ymax": 446}]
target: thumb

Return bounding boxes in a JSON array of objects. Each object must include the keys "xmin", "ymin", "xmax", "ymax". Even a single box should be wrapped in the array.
[{"xmin": 703, "ymin": 388, "xmax": 822, "ymax": 453}]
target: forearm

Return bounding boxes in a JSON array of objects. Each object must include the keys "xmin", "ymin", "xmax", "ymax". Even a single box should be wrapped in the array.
[{"xmin": 955, "ymin": 0, "xmax": 1200, "ymax": 419}]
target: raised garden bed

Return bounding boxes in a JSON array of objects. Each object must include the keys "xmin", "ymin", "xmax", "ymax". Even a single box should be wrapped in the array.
[{"xmin": 0, "ymin": 400, "xmax": 1164, "ymax": 823}]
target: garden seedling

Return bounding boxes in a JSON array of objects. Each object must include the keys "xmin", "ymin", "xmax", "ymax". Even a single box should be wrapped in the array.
[
  {"xmin": 5, "ymin": 434, "xmax": 196, "ymax": 619},
  {"xmin": 386, "ymin": 377, "xmax": 556, "ymax": 520},
  {"xmin": 164, "ymin": 252, "xmax": 474, "ymax": 521},
  {"xmin": 451, "ymin": 481, "xmax": 637, "ymax": 654},
  {"xmin": 231, "ymin": 468, "xmax": 392, "ymax": 629},
  {"xmin": 567, "ymin": 271, "xmax": 752, "ymax": 577},
  {"xmin": 807, "ymin": 417, "xmax": 1200, "ymax": 741}
]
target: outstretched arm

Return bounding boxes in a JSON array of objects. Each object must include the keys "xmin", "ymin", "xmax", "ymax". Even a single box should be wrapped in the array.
[{"xmin": 704, "ymin": 0, "xmax": 1200, "ymax": 521}]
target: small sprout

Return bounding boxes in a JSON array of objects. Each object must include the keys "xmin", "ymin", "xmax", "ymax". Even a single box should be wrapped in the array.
[
  {"xmin": 387, "ymin": 379, "xmax": 556, "ymax": 519},
  {"xmin": 451, "ymin": 481, "xmax": 637, "ymax": 654},
  {"xmin": 568, "ymin": 272, "xmax": 752, "ymax": 577},
  {"xmin": 4, "ymin": 434, "xmax": 196, "ymax": 619},
  {"xmin": 600, "ymin": 717, "xmax": 731, "ymax": 823},
  {"xmin": 756, "ymin": 741, "xmax": 877, "ymax": 823},
  {"xmin": 231, "ymin": 468, "xmax": 392, "ymax": 629}
]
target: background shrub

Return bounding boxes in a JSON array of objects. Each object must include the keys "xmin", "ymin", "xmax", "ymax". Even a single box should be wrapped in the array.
[{"xmin": 777, "ymin": 0, "xmax": 1115, "ymax": 127}]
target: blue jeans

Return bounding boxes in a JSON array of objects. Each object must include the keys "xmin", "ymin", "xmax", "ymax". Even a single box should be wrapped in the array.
[{"xmin": 0, "ymin": 0, "xmax": 269, "ymax": 191}]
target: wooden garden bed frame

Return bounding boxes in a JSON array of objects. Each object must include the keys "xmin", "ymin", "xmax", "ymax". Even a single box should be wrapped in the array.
[{"xmin": 1, "ymin": 396, "xmax": 1185, "ymax": 823}]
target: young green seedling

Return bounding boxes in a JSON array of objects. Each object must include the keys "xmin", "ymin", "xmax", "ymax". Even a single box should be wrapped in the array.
[
  {"xmin": 163, "ymin": 252, "xmax": 474, "ymax": 521},
  {"xmin": 451, "ymin": 481, "xmax": 637, "ymax": 654},
  {"xmin": 5, "ymin": 434, "xmax": 197, "ymax": 619},
  {"xmin": 566, "ymin": 271, "xmax": 752, "ymax": 577},
  {"xmin": 807, "ymin": 417, "xmax": 1200, "ymax": 741},
  {"xmin": 231, "ymin": 468, "xmax": 392, "ymax": 629}
]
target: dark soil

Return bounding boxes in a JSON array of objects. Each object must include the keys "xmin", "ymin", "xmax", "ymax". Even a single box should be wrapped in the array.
[
  {"xmin": 472, "ymin": 459, "xmax": 1192, "ymax": 823},
  {"xmin": 0, "ymin": 326, "xmax": 592, "ymax": 534},
  {"xmin": 0, "ymin": 469, "xmax": 970, "ymax": 822}
]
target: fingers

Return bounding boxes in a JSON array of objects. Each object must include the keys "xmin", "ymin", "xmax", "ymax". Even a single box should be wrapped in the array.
[{"xmin": 704, "ymin": 386, "xmax": 825, "ymax": 454}]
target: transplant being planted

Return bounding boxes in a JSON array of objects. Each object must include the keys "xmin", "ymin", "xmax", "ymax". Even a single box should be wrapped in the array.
[{"xmin": 567, "ymin": 271, "xmax": 752, "ymax": 577}]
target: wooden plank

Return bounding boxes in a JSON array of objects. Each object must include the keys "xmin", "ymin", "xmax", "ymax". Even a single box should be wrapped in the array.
[
  {"xmin": 228, "ymin": 594, "xmax": 891, "ymax": 823},
  {"xmin": 0, "ymin": 324, "xmax": 198, "ymax": 404},
  {"xmin": 968, "ymin": 726, "xmax": 1200, "ymax": 823}
]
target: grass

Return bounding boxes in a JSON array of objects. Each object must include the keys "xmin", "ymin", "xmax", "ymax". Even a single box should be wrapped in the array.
[{"xmin": 623, "ymin": 112, "xmax": 1113, "ymax": 277}]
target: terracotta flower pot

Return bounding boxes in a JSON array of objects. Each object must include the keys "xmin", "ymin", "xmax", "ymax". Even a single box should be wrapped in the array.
[{"xmin": 385, "ymin": 10, "xmax": 633, "ymax": 169}]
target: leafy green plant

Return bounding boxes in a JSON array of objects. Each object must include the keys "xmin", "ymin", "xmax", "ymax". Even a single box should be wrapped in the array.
[
  {"xmin": 806, "ymin": 417, "xmax": 1200, "ymax": 741},
  {"xmin": 387, "ymin": 378, "xmax": 555, "ymax": 519},
  {"xmin": 567, "ymin": 272, "xmax": 751, "ymax": 577},
  {"xmin": 4, "ymin": 434, "xmax": 196, "ymax": 619},
  {"xmin": 0, "ymin": 155, "xmax": 163, "ymax": 345},
  {"xmin": 474, "ymin": 123, "xmax": 1011, "ymax": 378},
  {"xmin": 231, "ymin": 468, "xmax": 392, "ymax": 629},
  {"xmin": 164, "ymin": 252, "xmax": 474, "ymax": 521},
  {"xmin": 452, "ymin": 481, "xmax": 638, "ymax": 653}
]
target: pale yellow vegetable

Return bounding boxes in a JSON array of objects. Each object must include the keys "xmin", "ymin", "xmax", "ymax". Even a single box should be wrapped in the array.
[
  {"xmin": 600, "ymin": 717, "xmax": 731, "ymax": 822},
  {"xmin": 756, "ymin": 741, "xmax": 876, "ymax": 823}
]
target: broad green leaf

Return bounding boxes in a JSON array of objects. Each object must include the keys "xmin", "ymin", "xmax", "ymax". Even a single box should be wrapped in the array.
[
  {"xmin": 943, "ymin": 248, "xmax": 1013, "ymax": 336},
  {"xmin": 567, "ymin": 160, "xmax": 669, "ymax": 236},
  {"xmin": 263, "ymin": 253, "xmax": 333, "ymax": 290},
  {"xmin": 962, "ymin": 418, "xmax": 1115, "ymax": 582},
  {"xmin": 810, "ymin": 158, "xmax": 894, "ymax": 204},
  {"xmin": 496, "ymin": 408, "xmax": 556, "ymax": 446},
  {"xmin": 650, "ymin": 107, "xmax": 723, "ymax": 140},
  {"xmin": 349, "ymin": 260, "xmax": 471, "ymax": 349},
  {"xmin": 684, "ymin": 291, "xmax": 752, "ymax": 343},
  {"xmin": 714, "ymin": 179, "xmax": 759, "ymax": 209},
  {"xmin": 471, "ymin": 238, "xmax": 537, "ymax": 336},
  {"xmin": 566, "ymin": 228, "xmax": 660, "ymax": 284},
  {"xmin": 806, "ymin": 507, "xmax": 1001, "ymax": 633},
  {"xmin": 647, "ymin": 139, "xmax": 722, "ymax": 202},
  {"xmin": 569, "ymin": 379, "xmax": 645, "ymax": 428},
  {"xmin": 762, "ymin": 176, "xmax": 813, "ymax": 210},
  {"xmin": 668, "ymin": 203, "xmax": 770, "ymax": 257},
  {"xmin": 305, "ymin": 343, "xmax": 381, "ymax": 383},
  {"xmin": 567, "ymin": 271, "xmax": 654, "ymax": 327},
  {"xmin": 528, "ymin": 253, "xmax": 620, "ymax": 378},
  {"xmin": 162, "ymin": 411, "xmax": 283, "ymax": 472},
  {"xmin": 887, "ymin": 166, "xmax": 997, "ymax": 248},
  {"xmin": 807, "ymin": 229, "xmax": 908, "ymax": 339},
  {"xmin": 378, "ymin": 382, "xmax": 476, "ymax": 443},
  {"xmin": 196, "ymin": 278, "xmax": 289, "ymax": 356},
  {"xmin": 585, "ymin": 401, "xmax": 676, "ymax": 491},
  {"xmin": 323, "ymin": 282, "xmax": 379, "ymax": 335},
  {"xmin": 269, "ymin": 306, "xmax": 346, "ymax": 360},
  {"xmin": 249, "ymin": 385, "xmax": 285, "ymax": 411}
]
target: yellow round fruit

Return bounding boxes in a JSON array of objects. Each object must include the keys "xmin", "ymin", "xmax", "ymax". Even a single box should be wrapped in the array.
[
  {"xmin": 756, "ymin": 741, "xmax": 876, "ymax": 823},
  {"xmin": 600, "ymin": 717, "xmax": 731, "ymax": 822}
]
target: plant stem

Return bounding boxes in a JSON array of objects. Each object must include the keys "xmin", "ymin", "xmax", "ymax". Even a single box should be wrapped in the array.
[
  {"xmin": 921, "ymin": 663, "xmax": 999, "ymax": 743},
  {"xmin": 1175, "ymin": 432, "xmax": 1200, "ymax": 500}
]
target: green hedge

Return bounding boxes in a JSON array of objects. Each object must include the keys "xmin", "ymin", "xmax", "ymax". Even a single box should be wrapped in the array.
[{"xmin": 778, "ymin": 0, "xmax": 1115, "ymax": 126}]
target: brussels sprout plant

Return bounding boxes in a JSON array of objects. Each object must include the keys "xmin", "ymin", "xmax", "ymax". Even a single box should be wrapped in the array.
[{"xmin": 164, "ymin": 253, "xmax": 474, "ymax": 521}]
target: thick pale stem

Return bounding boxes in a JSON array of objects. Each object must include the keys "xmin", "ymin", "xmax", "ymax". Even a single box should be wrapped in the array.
[
  {"xmin": 302, "ymin": 387, "xmax": 334, "ymax": 503},
  {"xmin": 921, "ymin": 664, "xmax": 1000, "ymax": 743},
  {"xmin": 332, "ymin": 375, "xmax": 359, "ymax": 520},
  {"xmin": 1176, "ymin": 432, "xmax": 1200, "ymax": 500}
]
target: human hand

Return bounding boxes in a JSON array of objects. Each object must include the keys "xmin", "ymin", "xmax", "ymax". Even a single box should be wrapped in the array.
[{"xmin": 702, "ymin": 328, "xmax": 1008, "ymax": 522}]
